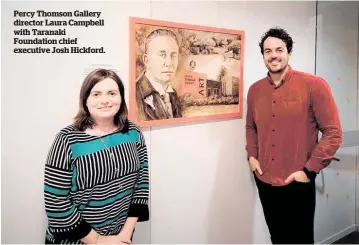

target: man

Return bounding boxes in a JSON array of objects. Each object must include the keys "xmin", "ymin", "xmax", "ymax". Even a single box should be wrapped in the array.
[
  {"xmin": 245, "ymin": 27, "xmax": 343, "ymax": 244},
  {"xmin": 136, "ymin": 28, "xmax": 182, "ymax": 121}
]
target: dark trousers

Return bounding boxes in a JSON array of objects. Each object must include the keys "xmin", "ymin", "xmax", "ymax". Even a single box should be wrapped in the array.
[{"xmin": 254, "ymin": 173, "xmax": 316, "ymax": 244}]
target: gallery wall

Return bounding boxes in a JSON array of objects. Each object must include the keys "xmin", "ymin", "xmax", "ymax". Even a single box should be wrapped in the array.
[
  {"xmin": 315, "ymin": 1, "xmax": 359, "ymax": 241},
  {"xmin": 2, "ymin": 1, "xmax": 358, "ymax": 244}
]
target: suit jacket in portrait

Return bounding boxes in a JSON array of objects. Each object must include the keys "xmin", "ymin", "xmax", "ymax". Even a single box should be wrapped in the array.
[{"xmin": 135, "ymin": 73, "xmax": 182, "ymax": 121}]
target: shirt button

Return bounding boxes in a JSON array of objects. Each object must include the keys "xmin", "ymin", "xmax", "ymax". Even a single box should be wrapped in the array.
[
  {"xmin": 273, "ymin": 101, "xmax": 276, "ymax": 103},
  {"xmin": 272, "ymin": 144, "xmax": 274, "ymax": 147},
  {"xmin": 272, "ymin": 158, "xmax": 275, "ymax": 161},
  {"xmin": 272, "ymin": 115, "xmax": 275, "ymax": 117},
  {"xmin": 272, "ymin": 129, "xmax": 275, "ymax": 132}
]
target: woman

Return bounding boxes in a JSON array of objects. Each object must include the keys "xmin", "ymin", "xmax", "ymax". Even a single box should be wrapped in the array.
[{"xmin": 44, "ymin": 69, "xmax": 149, "ymax": 244}]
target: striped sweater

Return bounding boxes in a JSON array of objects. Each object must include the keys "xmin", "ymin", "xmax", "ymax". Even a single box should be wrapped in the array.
[{"xmin": 44, "ymin": 121, "xmax": 149, "ymax": 244}]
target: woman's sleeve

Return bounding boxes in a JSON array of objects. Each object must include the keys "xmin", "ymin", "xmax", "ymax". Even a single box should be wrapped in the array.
[
  {"xmin": 128, "ymin": 130, "xmax": 149, "ymax": 221},
  {"xmin": 44, "ymin": 131, "xmax": 92, "ymax": 241}
]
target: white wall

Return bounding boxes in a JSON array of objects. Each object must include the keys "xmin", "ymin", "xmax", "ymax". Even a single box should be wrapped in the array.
[
  {"xmin": 1, "ymin": 1, "xmax": 357, "ymax": 244},
  {"xmin": 149, "ymin": 1, "xmax": 316, "ymax": 244},
  {"xmin": 358, "ymin": 9, "xmax": 359, "ymax": 226},
  {"xmin": 315, "ymin": 2, "xmax": 359, "ymax": 243}
]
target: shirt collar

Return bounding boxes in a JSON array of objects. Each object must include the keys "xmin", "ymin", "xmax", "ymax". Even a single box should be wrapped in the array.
[
  {"xmin": 266, "ymin": 65, "xmax": 294, "ymax": 87},
  {"xmin": 145, "ymin": 73, "xmax": 174, "ymax": 96}
]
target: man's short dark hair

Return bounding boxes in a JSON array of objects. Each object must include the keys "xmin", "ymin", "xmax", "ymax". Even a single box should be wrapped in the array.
[{"xmin": 259, "ymin": 27, "xmax": 294, "ymax": 55}]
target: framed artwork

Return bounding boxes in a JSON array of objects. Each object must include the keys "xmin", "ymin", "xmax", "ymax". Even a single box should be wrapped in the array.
[{"xmin": 129, "ymin": 17, "xmax": 245, "ymax": 128}]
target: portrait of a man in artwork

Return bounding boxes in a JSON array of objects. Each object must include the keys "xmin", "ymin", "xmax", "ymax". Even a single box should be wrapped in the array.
[{"xmin": 130, "ymin": 17, "xmax": 244, "ymax": 127}]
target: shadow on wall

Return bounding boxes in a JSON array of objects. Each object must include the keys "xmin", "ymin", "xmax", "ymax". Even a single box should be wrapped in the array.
[{"xmin": 205, "ymin": 98, "xmax": 258, "ymax": 243}]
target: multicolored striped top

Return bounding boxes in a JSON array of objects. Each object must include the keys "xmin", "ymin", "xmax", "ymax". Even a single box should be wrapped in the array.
[{"xmin": 44, "ymin": 120, "xmax": 149, "ymax": 244}]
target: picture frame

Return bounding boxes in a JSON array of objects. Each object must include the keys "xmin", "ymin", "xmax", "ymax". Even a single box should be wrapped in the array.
[{"xmin": 129, "ymin": 17, "xmax": 245, "ymax": 128}]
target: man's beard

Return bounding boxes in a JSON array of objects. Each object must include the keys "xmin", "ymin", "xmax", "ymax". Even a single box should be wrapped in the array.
[{"xmin": 268, "ymin": 63, "xmax": 287, "ymax": 74}]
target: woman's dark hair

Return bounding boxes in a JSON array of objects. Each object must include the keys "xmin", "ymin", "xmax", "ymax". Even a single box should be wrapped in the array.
[
  {"xmin": 259, "ymin": 27, "xmax": 294, "ymax": 54},
  {"xmin": 73, "ymin": 68, "xmax": 128, "ymax": 132}
]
